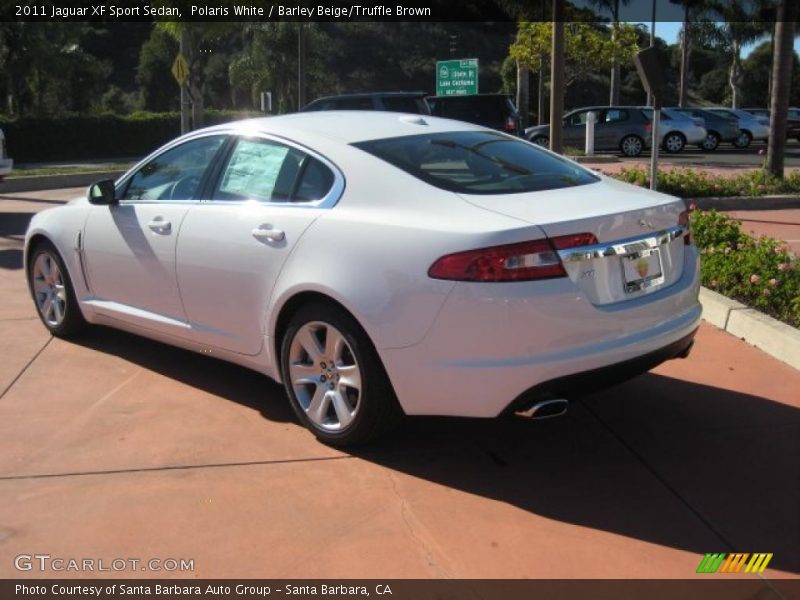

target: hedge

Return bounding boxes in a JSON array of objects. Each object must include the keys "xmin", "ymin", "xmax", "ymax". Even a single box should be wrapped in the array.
[{"xmin": 0, "ymin": 110, "xmax": 262, "ymax": 163}]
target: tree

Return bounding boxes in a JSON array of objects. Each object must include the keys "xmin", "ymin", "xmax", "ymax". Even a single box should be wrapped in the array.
[
  {"xmin": 707, "ymin": 1, "xmax": 768, "ymax": 108},
  {"xmin": 510, "ymin": 21, "xmax": 639, "ymax": 91},
  {"xmin": 766, "ymin": 0, "xmax": 798, "ymax": 178},
  {"xmin": 740, "ymin": 40, "xmax": 800, "ymax": 107},
  {"xmin": 137, "ymin": 26, "xmax": 179, "ymax": 112},
  {"xmin": 670, "ymin": 0, "xmax": 706, "ymax": 107},
  {"xmin": 589, "ymin": 0, "xmax": 631, "ymax": 106}
]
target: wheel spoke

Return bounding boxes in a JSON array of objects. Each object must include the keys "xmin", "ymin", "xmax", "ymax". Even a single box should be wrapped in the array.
[
  {"xmin": 42, "ymin": 296, "xmax": 54, "ymax": 322},
  {"xmin": 295, "ymin": 326, "xmax": 324, "ymax": 362},
  {"xmin": 326, "ymin": 327, "xmax": 346, "ymax": 362},
  {"xmin": 331, "ymin": 391, "xmax": 354, "ymax": 428},
  {"xmin": 33, "ymin": 278, "xmax": 49, "ymax": 295},
  {"xmin": 289, "ymin": 362, "xmax": 319, "ymax": 385},
  {"xmin": 52, "ymin": 297, "xmax": 64, "ymax": 323},
  {"xmin": 338, "ymin": 364, "xmax": 361, "ymax": 392},
  {"xmin": 306, "ymin": 387, "xmax": 330, "ymax": 424}
]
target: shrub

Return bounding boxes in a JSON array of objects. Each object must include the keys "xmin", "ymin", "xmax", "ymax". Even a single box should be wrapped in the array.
[
  {"xmin": 614, "ymin": 166, "xmax": 800, "ymax": 198},
  {"xmin": 691, "ymin": 209, "xmax": 800, "ymax": 327},
  {"xmin": 0, "ymin": 110, "xmax": 262, "ymax": 162}
]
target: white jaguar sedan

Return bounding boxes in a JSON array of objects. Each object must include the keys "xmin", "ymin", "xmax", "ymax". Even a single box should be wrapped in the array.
[{"xmin": 25, "ymin": 112, "xmax": 701, "ymax": 445}]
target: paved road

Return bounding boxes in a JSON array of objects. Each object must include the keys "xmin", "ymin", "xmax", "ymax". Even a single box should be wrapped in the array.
[
  {"xmin": 633, "ymin": 140, "xmax": 800, "ymax": 167},
  {"xmin": 0, "ymin": 188, "xmax": 797, "ymax": 584}
]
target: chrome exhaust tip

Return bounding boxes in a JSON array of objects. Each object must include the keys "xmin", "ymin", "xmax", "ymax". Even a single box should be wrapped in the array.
[{"xmin": 516, "ymin": 398, "xmax": 569, "ymax": 420}]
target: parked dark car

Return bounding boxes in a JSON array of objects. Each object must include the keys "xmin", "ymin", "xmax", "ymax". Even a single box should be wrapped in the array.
[
  {"xmin": 427, "ymin": 94, "xmax": 522, "ymax": 136},
  {"xmin": 301, "ymin": 92, "xmax": 431, "ymax": 115},
  {"xmin": 525, "ymin": 106, "xmax": 653, "ymax": 157},
  {"xmin": 744, "ymin": 108, "xmax": 800, "ymax": 141},
  {"xmin": 668, "ymin": 107, "xmax": 740, "ymax": 151}
]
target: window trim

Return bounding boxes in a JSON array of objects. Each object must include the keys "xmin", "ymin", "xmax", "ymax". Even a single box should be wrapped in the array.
[{"xmin": 114, "ymin": 129, "xmax": 345, "ymax": 209}]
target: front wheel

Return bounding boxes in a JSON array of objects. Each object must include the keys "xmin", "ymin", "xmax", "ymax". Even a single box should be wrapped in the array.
[
  {"xmin": 28, "ymin": 241, "xmax": 86, "ymax": 338},
  {"xmin": 620, "ymin": 135, "xmax": 644, "ymax": 157},
  {"xmin": 530, "ymin": 135, "xmax": 549, "ymax": 147},
  {"xmin": 733, "ymin": 130, "xmax": 752, "ymax": 148},
  {"xmin": 700, "ymin": 132, "xmax": 720, "ymax": 151},
  {"xmin": 280, "ymin": 303, "xmax": 403, "ymax": 446}
]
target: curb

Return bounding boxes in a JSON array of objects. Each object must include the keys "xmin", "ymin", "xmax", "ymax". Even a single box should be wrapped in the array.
[
  {"xmin": 0, "ymin": 170, "xmax": 125, "ymax": 193},
  {"xmin": 574, "ymin": 155, "xmax": 620, "ymax": 164},
  {"xmin": 699, "ymin": 287, "xmax": 800, "ymax": 371},
  {"xmin": 687, "ymin": 195, "xmax": 800, "ymax": 211}
]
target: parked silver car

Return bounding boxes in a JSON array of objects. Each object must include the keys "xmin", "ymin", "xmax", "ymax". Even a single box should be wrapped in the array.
[
  {"xmin": 526, "ymin": 106, "xmax": 652, "ymax": 157},
  {"xmin": 668, "ymin": 107, "xmax": 741, "ymax": 151},
  {"xmin": 641, "ymin": 108, "xmax": 707, "ymax": 153},
  {"xmin": 0, "ymin": 128, "xmax": 12, "ymax": 179},
  {"xmin": 707, "ymin": 108, "xmax": 768, "ymax": 148}
]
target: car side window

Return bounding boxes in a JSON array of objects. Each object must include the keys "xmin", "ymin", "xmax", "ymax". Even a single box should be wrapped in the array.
[
  {"xmin": 121, "ymin": 136, "xmax": 226, "ymax": 201},
  {"xmin": 293, "ymin": 158, "xmax": 335, "ymax": 202},
  {"xmin": 604, "ymin": 109, "xmax": 628, "ymax": 123},
  {"xmin": 213, "ymin": 138, "xmax": 307, "ymax": 202},
  {"xmin": 567, "ymin": 111, "xmax": 588, "ymax": 126},
  {"xmin": 333, "ymin": 97, "xmax": 375, "ymax": 110}
]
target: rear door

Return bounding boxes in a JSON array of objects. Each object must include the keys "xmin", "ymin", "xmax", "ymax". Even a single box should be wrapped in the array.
[
  {"xmin": 563, "ymin": 110, "xmax": 590, "ymax": 146},
  {"xmin": 176, "ymin": 135, "xmax": 341, "ymax": 355}
]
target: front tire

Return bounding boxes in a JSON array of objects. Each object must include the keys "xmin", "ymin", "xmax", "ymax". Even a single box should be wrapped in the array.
[
  {"xmin": 620, "ymin": 135, "xmax": 644, "ymax": 157},
  {"xmin": 733, "ymin": 130, "xmax": 752, "ymax": 148},
  {"xmin": 280, "ymin": 302, "xmax": 403, "ymax": 446},
  {"xmin": 28, "ymin": 241, "xmax": 86, "ymax": 338},
  {"xmin": 700, "ymin": 131, "xmax": 720, "ymax": 151},
  {"xmin": 530, "ymin": 135, "xmax": 549, "ymax": 147}
]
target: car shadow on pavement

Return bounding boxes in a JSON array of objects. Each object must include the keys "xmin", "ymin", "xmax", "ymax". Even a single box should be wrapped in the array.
[
  {"xmin": 0, "ymin": 212, "xmax": 34, "ymax": 270},
  {"xmin": 70, "ymin": 326, "xmax": 799, "ymax": 574},
  {"xmin": 354, "ymin": 375, "xmax": 800, "ymax": 575},
  {"xmin": 76, "ymin": 326, "xmax": 295, "ymax": 425}
]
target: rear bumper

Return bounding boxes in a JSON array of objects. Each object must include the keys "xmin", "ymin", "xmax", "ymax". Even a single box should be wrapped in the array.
[
  {"xmin": 503, "ymin": 328, "xmax": 697, "ymax": 415},
  {"xmin": 0, "ymin": 158, "xmax": 12, "ymax": 176},
  {"xmin": 381, "ymin": 246, "xmax": 702, "ymax": 418}
]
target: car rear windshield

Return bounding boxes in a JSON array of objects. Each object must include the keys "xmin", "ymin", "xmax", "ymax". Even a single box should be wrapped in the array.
[{"xmin": 353, "ymin": 131, "xmax": 598, "ymax": 195}]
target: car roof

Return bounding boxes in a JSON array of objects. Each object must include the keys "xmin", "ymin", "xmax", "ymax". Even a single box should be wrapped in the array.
[{"xmin": 198, "ymin": 111, "xmax": 488, "ymax": 144}]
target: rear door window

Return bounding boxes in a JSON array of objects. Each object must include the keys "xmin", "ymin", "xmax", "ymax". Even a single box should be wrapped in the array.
[
  {"xmin": 354, "ymin": 131, "xmax": 598, "ymax": 195},
  {"xmin": 603, "ymin": 109, "xmax": 629, "ymax": 123},
  {"xmin": 332, "ymin": 97, "xmax": 375, "ymax": 110}
]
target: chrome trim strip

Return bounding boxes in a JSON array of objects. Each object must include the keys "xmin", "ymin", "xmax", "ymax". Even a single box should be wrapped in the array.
[{"xmin": 557, "ymin": 225, "xmax": 687, "ymax": 263}]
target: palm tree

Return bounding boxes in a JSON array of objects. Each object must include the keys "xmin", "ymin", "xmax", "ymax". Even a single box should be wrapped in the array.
[
  {"xmin": 766, "ymin": 0, "xmax": 798, "ymax": 178},
  {"xmin": 590, "ymin": 0, "xmax": 629, "ymax": 106},
  {"xmin": 670, "ymin": 0, "xmax": 704, "ymax": 107}
]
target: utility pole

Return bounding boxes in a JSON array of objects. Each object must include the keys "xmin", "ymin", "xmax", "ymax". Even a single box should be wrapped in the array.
[
  {"xmin": 647, "ymin": 0, "xmax": 656, "ymax": 106},
  {"xmin": 298, "ymin": 23, "xmax": 307, "ymax": 110},
  {"xmin": 549, "ymin": 0, "xmax": 565, "ymax": 154}
]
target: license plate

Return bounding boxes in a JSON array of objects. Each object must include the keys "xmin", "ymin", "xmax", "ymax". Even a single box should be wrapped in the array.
[{"xmin": 622, "ymin": 248, "xmax": 664, "ymax": 293}]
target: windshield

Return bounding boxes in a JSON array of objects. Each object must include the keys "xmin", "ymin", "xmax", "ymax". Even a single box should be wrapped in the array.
[{"xmin": 354, "ymin": 131, "xmax": 598, "ymax": 195}]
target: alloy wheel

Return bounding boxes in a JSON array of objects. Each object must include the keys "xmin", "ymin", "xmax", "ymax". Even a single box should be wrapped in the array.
[
  {"xmin": 621, "ymin": 136, "xmax": 643, "ymax": 157},
  {"xmin": 288, "ymin": 321, "xmax": 362, "ymax": 432},
  {"xmin": 664, "ymin": 133, "xmax": 685, "ymax": 153},
  {"xmin": 32, "ymin": 252, "xmax": 67, "ymax": 327}
]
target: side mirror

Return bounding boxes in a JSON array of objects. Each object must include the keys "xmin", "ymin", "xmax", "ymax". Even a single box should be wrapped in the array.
[{"xmin": 88, "ymin": 179, "xmax": 117, "ymax": 206}]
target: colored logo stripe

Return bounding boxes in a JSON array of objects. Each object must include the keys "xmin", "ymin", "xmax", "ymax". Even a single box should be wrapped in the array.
[{"xmin": 697, "ymin": 553, "xmax": 773, "ymax": 574}]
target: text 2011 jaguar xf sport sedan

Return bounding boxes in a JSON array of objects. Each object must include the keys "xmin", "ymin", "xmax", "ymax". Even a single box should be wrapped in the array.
[{"xmin": 25, "ymin": 112, "xmax": 701, "ymax": 445}]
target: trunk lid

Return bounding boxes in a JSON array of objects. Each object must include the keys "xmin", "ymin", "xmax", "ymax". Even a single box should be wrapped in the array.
[{"xmin": 457, "ymin": 177, "xmax": 688, "ymax": 305}]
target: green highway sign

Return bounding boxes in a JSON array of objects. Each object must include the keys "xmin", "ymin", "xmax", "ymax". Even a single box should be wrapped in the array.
[{"xmin": 436, "ymin": 59, "xmax": 479, "ymax": 96}]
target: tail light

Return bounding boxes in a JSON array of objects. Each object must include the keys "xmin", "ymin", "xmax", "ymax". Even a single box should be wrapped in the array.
[
  {"xmin": 428, "ymin": 233, "xmax": 598, "ymax": 282},
  {"xmin": 644, "ymin": 122, "xmax": 653, "ymax": 133},
  {"xmin": 679, "ymin": 210, "xmax": 691, "ymax": 245},
  {"xmin": 504, "ymin": 116, "xmax": 517, "ymax": 133}
]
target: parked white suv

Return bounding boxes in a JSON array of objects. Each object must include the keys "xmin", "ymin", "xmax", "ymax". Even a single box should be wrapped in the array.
[{"xmin": 0, "ymin": 128, "xmax": 13, "ymax": 179}]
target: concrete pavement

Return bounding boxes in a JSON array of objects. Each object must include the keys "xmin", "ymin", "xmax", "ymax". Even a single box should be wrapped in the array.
[{"xmin": 0, "ymin": 188, "xmax": 797, "ymax": 583}]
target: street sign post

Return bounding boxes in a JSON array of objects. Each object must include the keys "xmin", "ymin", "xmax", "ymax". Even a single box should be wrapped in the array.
[{"xmin": 436, "ymin": 59, "xmax": 478, "ymax": 96}]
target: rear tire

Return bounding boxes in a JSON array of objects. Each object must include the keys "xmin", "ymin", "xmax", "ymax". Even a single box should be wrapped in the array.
[
  {"xmin": 27, "ymin": 241, "xmax": 86, "ymax": 338},
  {"xmin": 663, "ymin": 132, "xmax": 686, "ymax": 153},
  {"xmin": 280, "ymin": 302, "xmax": 404, "ymax": 446}
]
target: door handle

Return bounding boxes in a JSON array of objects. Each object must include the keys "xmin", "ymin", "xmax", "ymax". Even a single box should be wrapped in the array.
[
  {"xmin": 147, "ymin": 218, "xmax": 172, "ymax": 234},
  {"xmin": 252, "ymin": 225, "xmax": 285, "ymax": 243}
]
